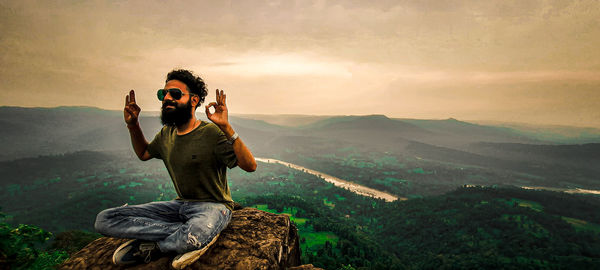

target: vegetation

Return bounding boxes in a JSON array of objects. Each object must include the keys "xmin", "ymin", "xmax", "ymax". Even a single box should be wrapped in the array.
[
  {"xmin": 1, "ymin": 108, "xmax": 600, "ymax": 269},
  {"xmin": 0, "ymin": 212, "xmax": 69, "ymax": 269},
  {"xmin": 2, "ymin": 148, "xmax": 600, "ymax": 269},
  {"xmin": 374, "ymin": 186, "xmax": 600, "ymax": 269}
]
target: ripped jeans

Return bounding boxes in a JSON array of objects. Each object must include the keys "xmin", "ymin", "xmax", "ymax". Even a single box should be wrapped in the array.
[{"xmin": 94, "ymin": 200, "xmax": 232, "ymax": 254}]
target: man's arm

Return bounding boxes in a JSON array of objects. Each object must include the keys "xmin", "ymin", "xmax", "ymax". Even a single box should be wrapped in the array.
[
  {"xmin": 219, "ymin": 124, "xmax": 257, "ymax": 172},
  {"xmin": 124, "ymin": 90, "xmax": 153, "ymax": 161},
  {"xmin": 206, "ymin": 89, "xmax": 257, "ymax": 172}
]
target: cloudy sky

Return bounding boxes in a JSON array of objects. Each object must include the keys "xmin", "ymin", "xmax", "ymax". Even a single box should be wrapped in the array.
[{"xmin": 1, "ymin": 0, "xmax": 599, "ymax": 127}]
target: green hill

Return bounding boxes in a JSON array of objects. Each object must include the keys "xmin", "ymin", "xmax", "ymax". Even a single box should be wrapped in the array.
[{"xmin": 372, "ymin": 186, "xmax": 600, "ymax": 269}]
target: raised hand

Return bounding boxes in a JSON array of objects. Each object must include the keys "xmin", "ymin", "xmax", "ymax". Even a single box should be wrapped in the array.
[
  {"xmin": 205, "ymin": 89, "xmax": 229, "ymax": 128},
  {"xmin": 124, "ymin": 89, "xmax": 141, "ymax": 126}
]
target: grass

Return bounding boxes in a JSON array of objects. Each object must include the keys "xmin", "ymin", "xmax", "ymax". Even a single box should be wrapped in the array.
[
  {"xmin": 497, "ymin": 198, "xmax": 544, "ymax": 212},
  {"xmin": 511, "ymin": 198, "xmax": 544, "ymax": 212},
  {"xmin": 301, "ymin": 231, "xmax": 339, "ymax": 253},
  {"xmin": 408, "ymin": 167, "xmax": 433, "ymax": 174},
  {"xmin": 253, "ymin": 204, "xmax": 272, "ymax": 212},
  {"xmin": 253, "ymin": 205, "xmax": 306, "ymax": 225},
  {"xmin": 323, "ymin": 198, "xmax": 335, "ymax": 209},
  {"xmin": 334, "ymin": 194, "xmax": 346, "ymax": 201},
  {"xmin": 562, "ymin": 217, "xmax": 600, "ymax": 233},
  {"xmin": 250, "ymin": 204, "xmax": 339, "ymax": 253}
]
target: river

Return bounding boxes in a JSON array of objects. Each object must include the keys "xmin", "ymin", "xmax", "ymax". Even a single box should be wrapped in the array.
[
  {"xmin": 256, "ymin": 158, "xmax": 600, "ymax": 202},
  {"xmin": 256, "ymin": 157, "xmax": 403, "ymax": 202},
  {"xmin": 521, "ymin": 186, "xmax": 600, "ymax": 195}
]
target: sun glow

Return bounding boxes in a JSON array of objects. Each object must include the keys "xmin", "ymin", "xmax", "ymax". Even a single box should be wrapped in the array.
[{"xmin": 207, "ymin": 53, "xmax": 353, "ymax": 78}]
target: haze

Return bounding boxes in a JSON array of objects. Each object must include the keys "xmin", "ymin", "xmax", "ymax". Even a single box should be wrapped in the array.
[{"xmin": 1, "ymin": 0, "xmax": 599, "ymax": 127}]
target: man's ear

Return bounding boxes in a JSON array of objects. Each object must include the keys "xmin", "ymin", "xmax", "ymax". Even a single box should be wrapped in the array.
[{"xmin": 192, "ymin": 95, "xmax": 200, "ymax": 108}]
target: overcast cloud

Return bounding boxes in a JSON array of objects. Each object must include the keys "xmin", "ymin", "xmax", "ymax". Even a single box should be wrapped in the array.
[{"xmin": 1, "ymin": 0, "xmax": 599, "ymax": 126}]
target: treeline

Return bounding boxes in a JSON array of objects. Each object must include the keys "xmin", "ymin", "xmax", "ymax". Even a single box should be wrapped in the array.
[
  {"xmin": 239, "ymin": 194, "xmax": 404, "ymax": 269},
  {"xmin": 3, "ymin": 150, "xmax": 600, "ymax": 269},
  {"xmin": 372, "ymin": 186, "xmax": 600, "ymax": 269},
  {"xmin": 0, "ymin": 211, "xmax": 101, "ymax": 269},
  {"xmin": 240, "ymin": 186, "xmax": 600, "ymax": 269},
  {"xmin": 451, "ymin": 185, "xmax": 600, "ymax": 224}
]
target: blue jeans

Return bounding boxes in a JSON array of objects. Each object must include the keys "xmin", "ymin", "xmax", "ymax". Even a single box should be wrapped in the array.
[{"xmin": 94, "ymin": 200, "xmax": 232, "ymax": 254}]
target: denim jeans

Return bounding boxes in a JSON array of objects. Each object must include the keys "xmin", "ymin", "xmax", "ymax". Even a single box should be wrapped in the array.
[{"xmin": 94, "ymin": 200, "xmax": 232, "ymax": 254}]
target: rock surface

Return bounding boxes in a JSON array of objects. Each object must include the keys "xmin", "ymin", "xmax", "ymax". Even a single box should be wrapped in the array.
[{"xmin": 60, "ymin": 208, "xmax": 302, "ymax": 269}]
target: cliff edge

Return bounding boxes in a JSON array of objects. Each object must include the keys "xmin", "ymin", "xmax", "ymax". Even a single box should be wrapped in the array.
[{"xmin": 60, "ymin": 207, "xmax": 308, "ymax": 269}]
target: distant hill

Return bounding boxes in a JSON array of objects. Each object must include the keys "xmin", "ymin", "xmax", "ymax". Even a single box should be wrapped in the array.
[
  {"xmin": 296, "ymin": 115, "xmax": 429, "ymax": 149},
  {"xmin": 233, "ymin": 114, "xmax": 330, "ymax": 127},
  {"xmin": 3, "ymin": 106, "xmax": 600, "ymax": 270},
  {"xmin": 0, "ymin": 106, "xmax": 162, "ymax": 161},
  {"xmin": 2, "ymin": 106, "xmax": 599, "ymax": 192},
  {"xmin": 472, "ymin": 120, "xmax": 600, "ymax": 144},
  {"xmin": 400, "ymin": 118, "xmax": 544, "ymax": 147},
  {"xmin": 3, "ymin": 106, "xmax": 597, "ymax": 160},
  {"xmin": 467, "ymin": 142, "xmax": 600, "ymax": 172}
]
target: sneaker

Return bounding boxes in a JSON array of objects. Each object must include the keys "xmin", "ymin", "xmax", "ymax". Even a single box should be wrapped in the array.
[
  {"xmin": 112, "ymin": 239, "xmax": 161, "ymax": 265},
  {"xmin": 171, "ymin": 233, "xmax": 220, "ymax": 269}
]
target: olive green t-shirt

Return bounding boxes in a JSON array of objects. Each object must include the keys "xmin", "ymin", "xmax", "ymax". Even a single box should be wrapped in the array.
[{"xmin": 146, "ymin": 121, "xmax": 237, "ymax": 210}]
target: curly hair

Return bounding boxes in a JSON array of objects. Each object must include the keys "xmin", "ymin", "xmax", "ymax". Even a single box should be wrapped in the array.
[{"xmin": 165, "ymin": 69, "xmax": 208, "ymax": 107}]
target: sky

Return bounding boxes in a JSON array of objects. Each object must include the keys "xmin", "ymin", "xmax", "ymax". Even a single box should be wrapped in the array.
[{"xmin": 1, "ymin": 0, "xmax": 599, "ymax": 127}]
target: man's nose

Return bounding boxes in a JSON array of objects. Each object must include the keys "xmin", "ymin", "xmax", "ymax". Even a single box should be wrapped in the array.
[{"xmin": 164, "ymin": 91, "xmax": 175, "ymax": 101}]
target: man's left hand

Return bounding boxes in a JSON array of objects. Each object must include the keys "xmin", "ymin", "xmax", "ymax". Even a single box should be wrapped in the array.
[{"xmin": 205, "ymin": 89, "xmax": 230, "ymax": 129}]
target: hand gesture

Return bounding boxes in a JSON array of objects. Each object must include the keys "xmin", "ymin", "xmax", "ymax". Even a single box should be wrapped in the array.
[
  {"xmin": 124, "ymin": 90, "xmax": 141, "ymax": 125},
  {"xmin": 205, "ymin": 89, "xmax": 229, "ymax": 128}
]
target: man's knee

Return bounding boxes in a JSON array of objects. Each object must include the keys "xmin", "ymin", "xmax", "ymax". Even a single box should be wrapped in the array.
[
  {"xmin": 94, "ymin": 208, "xmax": 116, "ymax": 234},
  {"xmin": 186, "ymin": 211, "xmax": 230, "ymax": 247}
]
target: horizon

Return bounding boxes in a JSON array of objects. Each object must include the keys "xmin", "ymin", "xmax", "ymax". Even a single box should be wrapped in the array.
[
  {"xmin": 3, "ymin": 104, "xmax": 600, "ymax": 130},
  {"xmin": 1, "ymin": 1, "xmax": 599, "ymax": 127}
]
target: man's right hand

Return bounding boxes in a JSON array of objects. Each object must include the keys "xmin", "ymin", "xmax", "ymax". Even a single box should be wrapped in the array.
[{"xmin": 124, "ymin": 89, "xmax": 141, "ymax": 126}]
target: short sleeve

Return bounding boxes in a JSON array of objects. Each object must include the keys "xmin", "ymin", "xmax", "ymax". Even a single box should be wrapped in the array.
[
  {"xmin": 214, "ymin": 134, "xmax": 238, "ymax": 169},
  {"xmin": 146, "ymin": 129, "xmax": 163, "ymax": 160}
]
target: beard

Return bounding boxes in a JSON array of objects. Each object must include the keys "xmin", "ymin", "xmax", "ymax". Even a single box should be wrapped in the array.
[{"xmin": 160, "ymin": 98, "xmax": 193, "ymax": 127}]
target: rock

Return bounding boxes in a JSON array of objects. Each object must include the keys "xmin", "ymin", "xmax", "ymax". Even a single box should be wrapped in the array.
[
  {"xmin": 60, "ymin": 208, "xmax": 302, "ymax": 269},
  {"xmin": 288, "ymin": 264, "xmax": 324, "ymax": 270}
]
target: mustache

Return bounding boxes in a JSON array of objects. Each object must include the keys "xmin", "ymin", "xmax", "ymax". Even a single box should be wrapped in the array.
[{"xmin": 162, "ymin": 101, "xmax": 177, "ymax": 109}]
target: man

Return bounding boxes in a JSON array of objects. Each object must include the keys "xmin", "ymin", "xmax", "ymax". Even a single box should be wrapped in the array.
[{"xmin": 94, "ymin": 69, "xmax": 257, "ymax": 269}]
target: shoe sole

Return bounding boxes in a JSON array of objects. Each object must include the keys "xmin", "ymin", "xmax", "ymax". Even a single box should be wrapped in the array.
[
  {"xmin": 112, "ymin": 239, "xmax": 136, "ymax": 265},
  {"xmin": 171, "ymin": 233, "xmax": 220, "ymax": 269}
]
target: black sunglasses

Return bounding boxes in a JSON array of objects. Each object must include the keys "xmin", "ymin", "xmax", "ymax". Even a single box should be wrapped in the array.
[{"xmin": 157, "ymin": 88, "xmax": 196, "ymax": 101}]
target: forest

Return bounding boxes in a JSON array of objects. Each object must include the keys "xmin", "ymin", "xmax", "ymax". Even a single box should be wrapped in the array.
[
  {"xmin": 2, "ymin": 149, "xmax": 600, "ymax": 269},
  {"xmin": 1, "ymin": 107, "xmax": 600, "ymax": 269}
]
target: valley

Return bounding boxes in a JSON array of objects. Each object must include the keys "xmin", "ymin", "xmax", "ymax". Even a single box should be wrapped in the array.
[{"xmin": 1, "ymin": 106, "xmax": 599, "ymax": 269}]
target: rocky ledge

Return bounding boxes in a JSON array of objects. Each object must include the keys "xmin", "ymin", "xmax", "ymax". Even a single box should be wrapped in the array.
[{"xmin": 60, "ymin": 207, "xmax": 316, "ymax": 270}]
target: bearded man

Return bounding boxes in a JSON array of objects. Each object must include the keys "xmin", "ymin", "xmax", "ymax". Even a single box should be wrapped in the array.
[{"xmin": 94, "ymin": 69, "xmax": 257, "ymax": 269}]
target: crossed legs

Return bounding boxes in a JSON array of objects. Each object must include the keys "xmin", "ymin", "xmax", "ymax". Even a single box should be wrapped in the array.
[{"xmin": 94, "ymin": 200, "xmax": 232, "ymax": 254}]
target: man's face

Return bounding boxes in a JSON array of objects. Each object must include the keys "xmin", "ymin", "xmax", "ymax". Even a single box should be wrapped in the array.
[{"xmin": 160, "ymin": 80, "xmax": 195, "ymax": 127}]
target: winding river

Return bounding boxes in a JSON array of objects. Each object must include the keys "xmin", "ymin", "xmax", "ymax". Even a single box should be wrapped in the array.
[
  {"xmin": 256, "ymin": 158, "xmax": 600, "ymax": 202},
  {"xmin": 256, "ymin": 157, "xmax": 402, "ymax": 202}
]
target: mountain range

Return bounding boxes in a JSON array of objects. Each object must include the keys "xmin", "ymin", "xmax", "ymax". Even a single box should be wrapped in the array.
[
  {"xmin": 2, "ymin": 106, "xmax": 600, "ymax": 269},
  {"xmin": 2, "ymin": 106, "xmax": 598, "ymax": 188}
]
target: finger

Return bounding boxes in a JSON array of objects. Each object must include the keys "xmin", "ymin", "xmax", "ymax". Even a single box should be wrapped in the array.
[
  {"xmin": 124, "ymin": 107, "xmax": 134, "ymax": 116},
  {"xmin": 205, "ymin": 105, "xmax": 212, "ymax": 117},
  {"xmin": 130, "ymin": 90, "xmax": 136, "ymax": 103},
  {"xmin": 222, "ymin": 91, "xmax": 226, "ymax": 105},
  {"xmin": 215, "ymin": 89, "xmax": 220, "ymax": 104},
  {"xmin": 207, "ymin": 102, "xmax": 218, "ymax": 108},
  {"xmin": 220, "ymin": 89, "xmax": 224, "ymax": 105},
  {"xmin": 125, "ymin": 94, "xmax": 129, "ymax": 107},
  {"xmin": 132, "ymin": 103, "xmax": 141, "ymax": 111}
]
